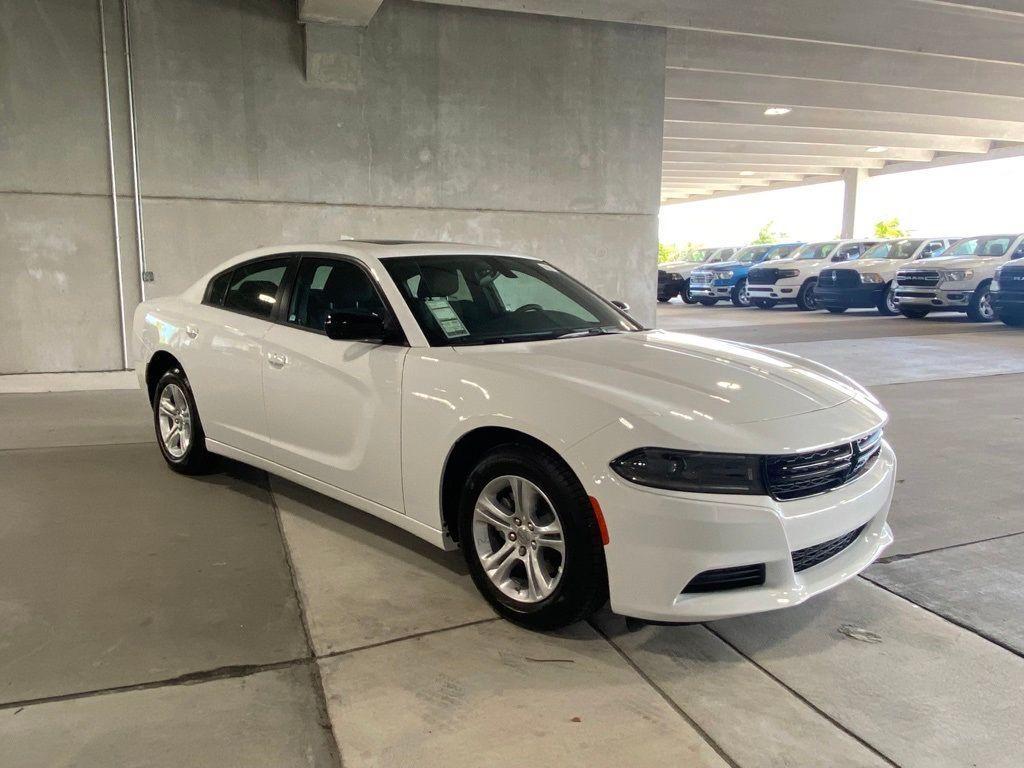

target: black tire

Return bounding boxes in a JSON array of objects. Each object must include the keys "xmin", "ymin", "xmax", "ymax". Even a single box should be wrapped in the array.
[
  {"xmin": 1001, "ymin": 311, "xmax": 1024, "ymax": 327},
  {"xmin": 698, "ymin": 298, "xmax": 718, "ymax": 307},
  {"xmin": 657, "ymin": 297, "xmax": 669, "ymax": 304},
  {"xmin": 825, "ymin": 306, "xmax": 847, "ymax": 314},
  {"xmin": 458, "ymin": 443, "xmax": 608, "ymax": 630},
  {"xmin": 877, "ymin": 282, "xmax": 899, "ymax": 316},
  {"xmin": 795, "ymin": 278, "xmax": 819, "ymax": 311},
  {"xmin": 966, "ymin": 281, "xmax": 995, "ymax": 322},
  {"xmin": 152, "ymin": 368, "xmax": 216, "ymax": 475},
  {"xmin": 731, "ymin": 278, "xmax": 751, "ymax": 307},
  {"xmin": 900, "ymin": 306, "xmax": 930, "ymax": 319},
  {"xmin": 752, "ymin": 299, "xmax": 777, "ymax": 309},
  {"xmin": 680, "ymin": 280, "xmax": 697, "ymax": 304}
]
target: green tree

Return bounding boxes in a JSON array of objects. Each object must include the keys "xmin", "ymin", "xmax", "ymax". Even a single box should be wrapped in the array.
[
  {"xmin": 754, "ymin": 221, "xmax": 787, "ymax": 244},
  {"xmin": 659, "ymin": 242, "xmax": 706, "ymax": 263},
  {"xmin": 874, "ymin": 217, "xmax": 906, "ymax": 238},
  {"xmin": 658, "ymin": 242, "xmax": 681, "ymax": 263}
]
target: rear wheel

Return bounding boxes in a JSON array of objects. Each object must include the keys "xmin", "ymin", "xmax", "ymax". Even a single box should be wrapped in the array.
[
  {"xmin": 796, "ymin": 278, "xmax": 819, "ymax": 311},
  {"xmin": 899, "ymin": 306, "xmax": 930, "ymax": 319},
  {"xmin": 967, "ymin": 281, "xmax": 995, "ymax": 322},
  {"xmin": 825, "ymin": 306, "xmax": 847, "ymax": 314},
  {"xmin": 877, "ymin": 282, "xmax": 899, "ymax": 316},
  {"xmin": 731, "ymin": 278, "xmax": 751, "ymax": 307},
  {"xmin": 680, "ymin": 280, "xmax": 697, "ymax": 304},
  {"xmin": 752, "ymin": 299, "xmax": 777, "ymax": 309},
  {"xmin": 698, "ymin": 298, "xmax": 718, "ymax": 307},
  {"xmin": 458, "ymin": 444, "xmax": 608, "ymax": 630},
  {"xmin": 152, "ymin": 368, "xmax": 216, "ymax": 474}
]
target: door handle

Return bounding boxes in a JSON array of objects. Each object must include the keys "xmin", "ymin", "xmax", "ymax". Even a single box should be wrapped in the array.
[
  {"xmin": 185, "ymin": 325, "xmax": 199, "ymax": 339},
  {"xmin": 267, "ymin": 352, "xmax": 288, "ymax": 368}
]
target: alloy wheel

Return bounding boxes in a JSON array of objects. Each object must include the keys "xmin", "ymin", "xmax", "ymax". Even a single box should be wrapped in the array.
[
  {"xmin": 158, "ymin": 383, "xmax": 192, "ymax": 459},
  {"xmin": 979, "ymin": 291, "xmax": 994, "ymax": 320},
  {"xmin": 886, "ymin": 288, "xmax": 898, "ymax": 314},
  {"xmin": 471, "ymin": 475, "xmax": 565, "ymax": 603}
]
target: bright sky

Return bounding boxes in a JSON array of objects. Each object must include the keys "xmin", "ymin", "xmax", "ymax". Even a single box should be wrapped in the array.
[{"xmin": 659, "ymin": 155, "xmax": 1024, "ymax": 247}]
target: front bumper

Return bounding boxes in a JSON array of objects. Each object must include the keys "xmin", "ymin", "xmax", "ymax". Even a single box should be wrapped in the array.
[
  {"xmin": 587, "ymin": 441, "xmax": 896, "ymax": 623},
  {"xmin": 747, "ymin": 282, "xmax": 801, "ymax": 301},
  {"xmin": 817, "ymin": 284, "xmax": 884, "ymax": 308},
  {"xmin": 992, "ymin": 291, "xmax": 1024, "ymax": 314},
  {"xmin": 894, "ymin": 285, "xmax": 973, "ymax": 310},
  {"xmin": 690, "ymin": 282, "xmax": 734, "ymax": 299}
]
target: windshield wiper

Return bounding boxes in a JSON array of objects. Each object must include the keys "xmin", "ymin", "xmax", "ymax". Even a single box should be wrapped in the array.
[{"xmin": 554, "ymin": 327, "xmax": 624, "ymax": 339}]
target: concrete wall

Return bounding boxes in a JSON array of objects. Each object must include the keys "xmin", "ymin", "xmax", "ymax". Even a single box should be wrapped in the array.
[{"xmin": 1, "ymin": 0, "xmax": 664, "ymax": 374}]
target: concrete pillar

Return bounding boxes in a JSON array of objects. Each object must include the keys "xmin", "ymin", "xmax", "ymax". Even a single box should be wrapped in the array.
[{"xmin": 840, "ymin": 168, "xmax": 867, "ymax": 238}]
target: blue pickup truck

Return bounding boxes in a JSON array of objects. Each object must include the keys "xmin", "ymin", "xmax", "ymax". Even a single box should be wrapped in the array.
[{"xmin": 689, "ymin": 242, "xmax": 804, "ymax": 307}]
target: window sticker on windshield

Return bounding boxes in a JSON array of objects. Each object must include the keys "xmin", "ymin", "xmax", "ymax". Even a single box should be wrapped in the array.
[{"xmin": 424, "ymin": 298, "xmax": 469, "ymax": 338}]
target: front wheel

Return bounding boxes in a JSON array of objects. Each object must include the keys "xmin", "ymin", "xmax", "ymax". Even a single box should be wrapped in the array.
[
  {"xmin": 152, "ymin": 368, "xmax": 216, "ymax": 474},
  {"xmin": 900, "ymin": 306, "xmax": 930, "ymax": 319},
  {"xmin": 731, "ymin": 278, "xmax": 751, "ymax": 307},
  {"xmin": 698, "ymin": 298, "xmax": 718, "ymax": 306},
  {"xmin": 657, "ymin": 297, "xmax": 669, "ymax": 304},
  {"xmin": 967, "ymin": 282, "xmax": 995, "ymax": 322},
  {"xmin": 681, "ymin": 280, "xmax": 697, "ymax": 304},
  {"xmin": 877, "ymin": 282, "xmax": 899, "ymax": 316},
  {"xmin": 458, "ymin": 444, "xmax": 608, "ymax": 630},
  {"xmin": 796, "ymin": 278, "xmax": 819, "ymax": 311}
]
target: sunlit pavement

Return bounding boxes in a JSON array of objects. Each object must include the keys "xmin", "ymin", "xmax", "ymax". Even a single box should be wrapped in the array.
[{"xmin": 2, "ymin": 302, "xmax": 1023, "ymax": 767}]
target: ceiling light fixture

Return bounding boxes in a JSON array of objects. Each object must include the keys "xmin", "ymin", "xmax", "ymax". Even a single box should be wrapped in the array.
[
  {"xmin": 763, "ymin": 106, "xmax": 791, "ymax": 116},
  {"xmin": 866, "ymin": 146, "xmax": 888, "ymax": 153}
]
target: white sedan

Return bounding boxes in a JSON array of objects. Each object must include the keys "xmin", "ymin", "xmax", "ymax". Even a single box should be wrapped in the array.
[{"xmin": 134, "ymin": 240, "xmax": 895, "ymax": 629}]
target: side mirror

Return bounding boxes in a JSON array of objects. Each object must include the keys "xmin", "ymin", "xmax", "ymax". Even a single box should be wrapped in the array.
[
  {"xmin": 324, "ymin": 309, "xmax": 390, "ymax": 342},
  {"xmin": 611, "ymin": 300, "xmax": 630, "ymax": 312}
]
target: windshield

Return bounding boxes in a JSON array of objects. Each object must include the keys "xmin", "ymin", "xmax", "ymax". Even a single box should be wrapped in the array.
[
  {"xmin": 381, "ymin": 255, "xmax": 642, "ymax": 346},
  {"xmin": 944, "ymin": 235, "xmax": 1016, "ymax": 258},
  {"xmin": 706, "ymin": 249, "xmax": 733, "ymax": 264},
  {"xmin": 693, "ymin": 249, "xmax": 714, "ymax": 262},
  {"xmin": 733, "ymin": 245, "xmax": 771, "ymax": 263},
  {"xmin": 865, "ymin": 239, "xmax": 924, "ymax": 260},
  {"xmin": 793, "ymin": 242, "xmax": 838, "ymax": 260}
]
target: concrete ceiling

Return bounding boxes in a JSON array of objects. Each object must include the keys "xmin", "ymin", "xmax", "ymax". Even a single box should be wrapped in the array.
[{"xmin": 307, "ymin": 0, "xmax": 1024, "ymax": 203}]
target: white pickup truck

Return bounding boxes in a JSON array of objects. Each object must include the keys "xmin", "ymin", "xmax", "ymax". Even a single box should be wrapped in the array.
[
  {"xmin": 746, "ymin": 239, "xmax": 881, "ymax": 311},
  {"xmin": 816, "ymin": 237, "xmax": 955, "ymax": 315},
  {"xmin": 894, "ymin": 234, "xmax": 1024, "ymax": 321}
]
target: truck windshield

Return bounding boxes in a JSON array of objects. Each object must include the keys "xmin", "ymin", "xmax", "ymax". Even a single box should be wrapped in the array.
[
  {"xmin": 865, "ymin": 239, "xmax": 924, "ymax": 260},
  {"xmin": 793, "ymin": 242, "xmax": 838, "ymax": 260},
  {"xmin": 381, "ymin": 255, "xmax": 642, "ymax": 346},
  {"xmin": 944, "ymin": 235, "xmax": 1015, "ymax": 258},
  {"xmin": 733, "ymin": 246, "xmax": 771, "ymax": 263}
]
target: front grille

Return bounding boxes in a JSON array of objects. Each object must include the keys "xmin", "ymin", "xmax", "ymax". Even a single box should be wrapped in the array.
[
  {"xmin": 896, "ymin": 270, "xmax": 941, "ymax": 287},
  {"xmin": 683, "ymin": 563, "xmax": 766, "ymax": 593},
  {"xmin": 1000, "ymin": 266, "xmax": 1024, "ymax": 294},
  {"xmin": 690, "ymin": 272, "xmax": 712, "ymax": 286},
  {"xmin": 748, "ymin": 267, "xmax": 781, "ymax": 286},
  {"xmin": 819, "ymin": 269, "xmax": 860, "ymax": 289},
  {"xmin": 764, "ymin": 430, "xmax": 883, "ymax": 501},
  {"xmin": 792, "ymin": 525, "xmax": 866, "ymax": 573}
]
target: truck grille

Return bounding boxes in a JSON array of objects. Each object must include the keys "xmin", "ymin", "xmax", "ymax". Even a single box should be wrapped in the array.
[
  {"xmin": 748, "ymin": 268, "xmax": 780, "ymax": 286},
  {"xmin": 819, "ymin": 269, "xmax": 860, "ymax": 289},
  {"xmin": 690, "ymin": 272, "xmax": 712, "ymax": 286},
  {"xmin": 764, "ymin": 430, "xmax": 883, "ymax": 501},
  {"xmin": 792, "ymin": 525, "xmax": 866, "ymax": 573},
  {"xmin": 999, "ymin": 265, "xmax": 1024, "ymax": 294},
  {"xmin": 896, "ymin": 270, "xmax": 941, "ymax": 287}
]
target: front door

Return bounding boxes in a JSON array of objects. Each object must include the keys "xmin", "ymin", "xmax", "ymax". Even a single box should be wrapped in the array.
[{"xmin": 262, "ymin": 255, "xmax": 407, "ymax": 513}]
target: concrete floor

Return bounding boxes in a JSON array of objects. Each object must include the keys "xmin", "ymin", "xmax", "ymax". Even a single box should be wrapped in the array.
[{"xmin": 3, "ymin": 301, "xmax": 1023, "ymax": 767}]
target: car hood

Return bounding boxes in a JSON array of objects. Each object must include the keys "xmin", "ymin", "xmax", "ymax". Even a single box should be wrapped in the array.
[
  {"xmin": 452, "ymin": 330, "xmax": 865, "ymax": 426},
  {"xmin": 899, "ymin": 255, "xmax": 1003, "ymax": 270},
  {"xmin": 837, "ymin": 258, "xmax": 904, "ymax": 271}
]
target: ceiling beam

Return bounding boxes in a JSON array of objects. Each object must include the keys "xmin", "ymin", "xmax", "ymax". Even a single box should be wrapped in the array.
[
  {"xmin": 663, "ymin": 138, "xmax": 935, "ymax": 162},
  {"xmin": 661, "ymin": 172, "xmax": 806, "ymax": 183},
  {"xmin": 664, "ymin": 152, "xmax": 885, "ymax": 168},
  {"xmin": 663, "ymin": 162, "xmax": 843, "ymax": 174},
  {"xmin": 663, "ymin": 121, "xmax": 992, "ymax": 154},
  {"xmin": 413, "ymin": 0, "xmax": 1024, "ymax": 64},
  {"xmin": 298, "ymin": 0, "xmax": 384, "ymax": 25},
  {"xmin": 666, "ymin": 29, "xmax": 1024, "ymax": 99},
  {"xmin": 665, "ymin": 70, "xmax": 1024, "ymax": 123}
]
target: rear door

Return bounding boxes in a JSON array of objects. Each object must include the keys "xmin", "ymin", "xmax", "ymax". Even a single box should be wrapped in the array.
[
  {"xmin": 262, "ymin": 255, "xmax": 407, "ymax": 512},
  {"xmin": 185, "ymin": 256, "xmax": 293, "ymax": 458}
]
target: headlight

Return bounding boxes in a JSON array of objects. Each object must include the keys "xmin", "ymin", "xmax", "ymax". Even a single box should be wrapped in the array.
[
  {"xmin": 992, "ymin": 268, "xmax": 1002, "ymax": 292},
  {"xmin": 778, "ymin": 269, "xmax": 800, "ymax": 278},
  {"xmin": 860, "ymin": 273, "xmax": 884, "ymax": 284},
  {"xmin": 714, "ymin": 270, "xmax": 734, "ymax": 280},
  {"xmin": 610, "ymin": 448, "xmax": 765, "ymax": 494},
  {"xmin": 943, "ymin": 269, "xmax": 974, "ymax": 282}
]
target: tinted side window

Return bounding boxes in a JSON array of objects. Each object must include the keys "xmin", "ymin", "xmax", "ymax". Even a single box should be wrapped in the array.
[
  {"xmin": 922, "ymin": 240, "xmax": 945, "ymax": 257},
  {"xmin": 223, "ymin": 258, "xmax": 290, "ymax": 318},
  {"xmin": 205, "ymin": 270, "xmax": 232, "ymax": 306},
  {"xmin": 1013, "ymin": 240, "xmax": 1024, "ymax": 260},
  {"xmin": 288, "ymin": 258, "xmax": 386, "ymax": 332}
]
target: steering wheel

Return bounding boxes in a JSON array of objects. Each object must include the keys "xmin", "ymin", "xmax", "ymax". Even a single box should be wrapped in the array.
[{"xmin": 513, "ymin": 303, "xmax": 543, "ymax": 313}]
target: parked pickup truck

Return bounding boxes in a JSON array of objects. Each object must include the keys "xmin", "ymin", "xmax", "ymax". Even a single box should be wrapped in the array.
[
  {"xmin": 894, "ymin": 234, "xmax": 1024, "ymax": 321},
  {"xmin": 817, "ymin": 237, "xmax": 955, "ymax": 315},
  {"xmin": 658, "ymin": 246, "xmax": 741, "ymax": 304},
  {"xmin": 747, "ymin": 239, "xmax": 881, "ymax": 311},
  {"xmin": 992, "ymin": 260, "xmax": 1024, "ymax": 327},
  {"xmin": 689, "ymin": 242, "xmax": 803, "ymax": 307}
]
